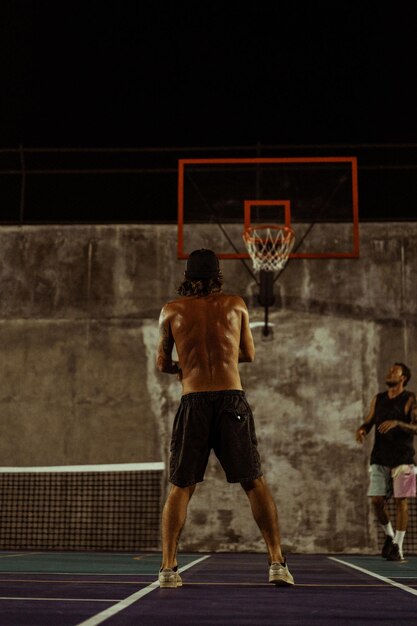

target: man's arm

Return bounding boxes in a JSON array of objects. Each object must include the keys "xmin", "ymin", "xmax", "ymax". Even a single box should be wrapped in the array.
[
  {"xmin": 156, "ymin": 305, "xmax": 181, "ymax": 375},
  {"xmin": 378, "ymin": 392, "xmax": 417, "ymax": 435},
  {"xmin": 356, "ymin": 396, "xmax": 376, "ymax": 443},
  {"xmin": 238, "ymin": 300, "xmax": 255, "ymax": 363}
]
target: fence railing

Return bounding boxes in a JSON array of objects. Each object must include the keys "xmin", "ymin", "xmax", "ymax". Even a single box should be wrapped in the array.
[{"xmin": 1, "ymin": 144, "xmax": 416, "ymax": 224}]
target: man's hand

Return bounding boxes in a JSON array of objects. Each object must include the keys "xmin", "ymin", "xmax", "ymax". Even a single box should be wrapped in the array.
[
  {"xmin": 355, "ymin": 427, "xmax": 367, "ymax": 443},
  {"xmin": 173, "ymin": 362, "xmax": 183, "ymax": 382},
  {"xmin": 163, "ymin": 361, "xmax": 182, "ymax": 378},
  {"xmin": 378, "ymin": 420, "xmax": 399, "ymax": 433}
]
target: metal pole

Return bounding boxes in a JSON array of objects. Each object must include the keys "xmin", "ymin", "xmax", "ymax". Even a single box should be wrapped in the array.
[
  {"xmin": 19, "ymin": 144, "xmax": 26, "ymax": 223},
  {"xmin": 263, "ymin": 302, "xmax": 270, "ymax": 337}
]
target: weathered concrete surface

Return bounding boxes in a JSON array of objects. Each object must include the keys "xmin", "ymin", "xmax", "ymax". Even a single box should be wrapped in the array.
[
  {"xmin": 154, "ymin": 311, "xmax": 379, "ymax": 555},
  {"xmin": 0, "ymin": 223, "xmax": 416, "ymax": 554}
]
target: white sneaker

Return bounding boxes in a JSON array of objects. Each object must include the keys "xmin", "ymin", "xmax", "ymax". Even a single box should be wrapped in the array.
[
  {"xmin": 158, "ymin": 567, "xmax": 183, "ymax": 588},
  {"xmin": 269, "ymin": 561, "xmax": 295, "ymax": 586}
]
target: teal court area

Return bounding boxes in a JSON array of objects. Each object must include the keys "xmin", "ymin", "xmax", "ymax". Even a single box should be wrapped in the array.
[{"xmin": 0, "ymin": 551, "xmax": 417, "ymax": 626}]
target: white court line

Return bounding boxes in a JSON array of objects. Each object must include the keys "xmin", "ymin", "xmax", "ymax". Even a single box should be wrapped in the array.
[
  {"xmin": 75, "ymin": 555, "xmax": 211, "ymax": 626},
  {"xmin": 329, "ymin": 557, "xmax": 417, "ymax": 596},
  {"xmin": 0, "ymin": 571, "xmax": 157, "ymax": 577},
  {"xmin": 0, "ymin": 597, "xmax": 117, "ymax": 602},
  {"xmin": 0, "ymin": 553, "xmax": 43, "ymax": 559}
]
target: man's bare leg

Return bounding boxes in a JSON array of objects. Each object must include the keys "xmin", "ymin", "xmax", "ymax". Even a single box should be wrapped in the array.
[
  {"xmin": 161, "ymin": 484, "xmax": 196, "ymax": 570},
  {"xmin": 391, "ymin": 497, "xmax": 408, "ymax": 559},
  {"xmin": 371, "ymin": 495, "xmax": 390, "ymax": 525},
  {"xmin": 241, "ymin": 476, "xmax": 284, "ymax": 563},
  {"xmin": 395, "ymin": 497, "xmax": 408, "ymax": 531}
]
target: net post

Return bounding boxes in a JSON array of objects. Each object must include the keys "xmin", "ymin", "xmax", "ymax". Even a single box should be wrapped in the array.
[
  {"xmin": 258, "ymin": 270, "xmax": 274, "ymax": 337},
  {"xmin": 258, "ymin": 270, "xmax": 275, "ymax": 307}
]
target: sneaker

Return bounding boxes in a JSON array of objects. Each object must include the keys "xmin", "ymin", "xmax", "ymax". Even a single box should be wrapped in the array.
[
  {"xmin": 158, "ymin": 567, "xmax": 183, "ymax": 588},
  {"xmin": 269, "ymin": 560, "xmax": 295, "ymax": 586},
  {"xmin": 386, "ymin": 543, "xmax": 405, "ymax": 562},
  {"xmin": 382, "ymin": 535, "xmax": 394, "ymax": 559}
]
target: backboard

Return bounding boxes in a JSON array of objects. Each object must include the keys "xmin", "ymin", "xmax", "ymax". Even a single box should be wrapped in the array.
[{"xmin": 177, "ymin": 157, "xmax": 359, "ymax": 260}]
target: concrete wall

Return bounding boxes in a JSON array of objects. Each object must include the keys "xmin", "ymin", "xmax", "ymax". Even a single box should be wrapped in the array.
[{"xmin": 1, "ymin": 223, "xmax": 416, "ymax": 554}]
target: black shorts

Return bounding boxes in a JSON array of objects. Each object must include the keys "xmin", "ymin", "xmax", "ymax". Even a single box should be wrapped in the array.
[{"xmin": 169, "ymin": 390, "xmax": 263, "ymax": 487}]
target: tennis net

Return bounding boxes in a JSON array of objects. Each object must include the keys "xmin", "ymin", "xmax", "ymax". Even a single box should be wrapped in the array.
[{"xmin": 0, "ymin": 463, "xmax": 165, "ymax": 551}]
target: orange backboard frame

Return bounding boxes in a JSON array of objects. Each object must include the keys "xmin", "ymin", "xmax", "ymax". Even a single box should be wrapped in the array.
[
  {"xmin": 177, "ymin": 156, "xmax": 359, "ymax": 260},
  {"xmin": 244, "ymin": 200, "xmax": 292, "ymax": 231}
]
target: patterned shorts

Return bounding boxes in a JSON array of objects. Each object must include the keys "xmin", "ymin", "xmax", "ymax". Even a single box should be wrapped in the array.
[{"xmin": 367, "ymin": 464, "xmax": 416, "ymax": 498}]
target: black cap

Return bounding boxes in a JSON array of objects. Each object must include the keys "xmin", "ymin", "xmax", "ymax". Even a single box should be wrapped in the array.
[{"xmin": 185, "ymin": 249, "xmax": 220, "ymax": 279}]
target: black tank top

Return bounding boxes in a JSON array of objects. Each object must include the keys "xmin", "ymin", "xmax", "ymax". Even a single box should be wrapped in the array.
[{"xmin": 370, "ymin": 390, "xmax": 415, "ymax": 467}]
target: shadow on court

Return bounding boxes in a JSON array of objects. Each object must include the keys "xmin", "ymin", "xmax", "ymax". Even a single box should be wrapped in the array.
[{"xmin": 0, "ymin": 552, "xmax": 416, "ymax": 625}]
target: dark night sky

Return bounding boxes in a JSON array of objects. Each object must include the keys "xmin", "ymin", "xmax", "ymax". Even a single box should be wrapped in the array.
[
  {"xmin": 1, "ymin": 1, "xmax": 417, "ymax": 149},
  {"xmin": 1, "ymin": 1, "xmax": 416, "ymax": 224}
]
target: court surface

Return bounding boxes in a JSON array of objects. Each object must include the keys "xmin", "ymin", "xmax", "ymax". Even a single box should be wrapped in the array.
[{"xmin": 1, "ymin": 551, "xmax": 417, "ymax": 625}]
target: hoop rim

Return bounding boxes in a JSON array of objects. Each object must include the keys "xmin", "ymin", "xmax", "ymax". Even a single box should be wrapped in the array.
[{"xmin": 242, "ymin": 223, "xmax": 295, "ymax": 241}]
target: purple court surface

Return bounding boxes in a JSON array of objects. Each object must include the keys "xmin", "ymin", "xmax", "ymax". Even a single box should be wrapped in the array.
[{"xmin": 0, "ymin": 551, "xmax": 417, "ymax": 625}]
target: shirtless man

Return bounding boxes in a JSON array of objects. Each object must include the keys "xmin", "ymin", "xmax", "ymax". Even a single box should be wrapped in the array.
[{"xmin": 156, "ymin": 249, "xmax": 294, "ymax": 588}]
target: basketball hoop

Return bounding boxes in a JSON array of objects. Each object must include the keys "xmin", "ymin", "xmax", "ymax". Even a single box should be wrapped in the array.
[
  {"xmin": 243, "ymin": 224, "xmax": 295, "ymax": 337},
  {"xmin": 242, "ymin": 224, "xmax": 295, "ymax": 273}
]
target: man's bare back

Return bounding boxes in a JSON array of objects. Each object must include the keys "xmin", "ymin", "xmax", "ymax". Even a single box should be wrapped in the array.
[
  {"xmin": 157, "ymin": 292, "xmax": 255, "ymax": 394},
  {"xmin": 157, "ymin": 249, "xmax": 294, "ymax": 588}
]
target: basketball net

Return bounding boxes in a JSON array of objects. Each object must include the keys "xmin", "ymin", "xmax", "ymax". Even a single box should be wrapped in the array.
[{"xmin": 242, "ymin": 225, "xmax": 295, "ymax": 273}]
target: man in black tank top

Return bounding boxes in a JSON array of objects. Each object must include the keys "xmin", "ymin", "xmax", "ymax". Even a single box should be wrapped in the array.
[{"xmin": 356, "ymin": 363, "xmax": 417, "ymax": 561}]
